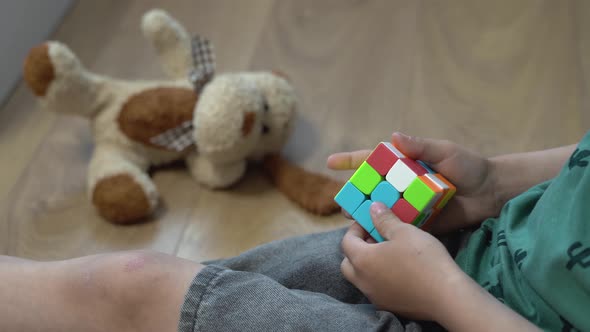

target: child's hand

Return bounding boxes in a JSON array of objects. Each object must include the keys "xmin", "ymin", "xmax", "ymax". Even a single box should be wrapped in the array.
[
  {"xmin": 327, "ymin": 132, "xmax": 498, "ymax": 233},
  {"xmin": 341, "ymin": 203, "xmax": 541, "ymax": 331},
  {"xmin": 340, "ymin": 202, "xmax": 464, "ymax": 321}
]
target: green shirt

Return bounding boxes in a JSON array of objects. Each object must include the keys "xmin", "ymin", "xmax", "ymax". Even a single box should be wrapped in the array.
[{"xmin": 455, "ymin": 131, "xmax": 590, "ymax": 331}]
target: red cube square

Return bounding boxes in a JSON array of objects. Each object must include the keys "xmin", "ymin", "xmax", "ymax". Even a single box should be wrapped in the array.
[
  {"xmin": 392, "ymin": 199, "xmax": 420, "ymax": 224},
  {"xmin": 400, "ymin": 158, "xmax": 428, "ymax": 177},
  {"xmin": 366, "ymin": 142, "xmax": 405, "ymax": 176}
]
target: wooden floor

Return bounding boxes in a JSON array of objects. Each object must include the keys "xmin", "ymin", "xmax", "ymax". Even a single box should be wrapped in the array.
[{"xmin": 1, "ymin": 0, "xmax": 589, "ymax": 262}]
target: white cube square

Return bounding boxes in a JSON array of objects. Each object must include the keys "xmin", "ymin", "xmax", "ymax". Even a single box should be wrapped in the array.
[{"xmin": 386, "ymin": 159, "xmax": 419, "ymax": 192}]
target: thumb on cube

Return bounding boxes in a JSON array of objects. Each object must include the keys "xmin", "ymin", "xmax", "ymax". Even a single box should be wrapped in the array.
[{"xmin": 369, "ymin": 202, "xmax": 402, "ymax": 240}]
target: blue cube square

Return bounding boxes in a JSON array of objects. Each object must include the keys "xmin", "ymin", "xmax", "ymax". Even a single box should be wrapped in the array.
[
  {"xmin": 334, "ymin": 181, "xmax": 367, "ymax": 215},
  {"xmin": 370, "ymin": 181, "xmax": 400, "ymax": 208},
  {"xmin": 352, "ymin": 200, "xmax": 375, "ymax": 234}
]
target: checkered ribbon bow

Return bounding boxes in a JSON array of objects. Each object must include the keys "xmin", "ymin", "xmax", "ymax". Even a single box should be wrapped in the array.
[
  {"xmin": 188, "ymin": 35, "xmax": 215, "ymax": 92},
  {"xmin": 150, "ymin": 35, "xmax": 216, "ymax": 152}
]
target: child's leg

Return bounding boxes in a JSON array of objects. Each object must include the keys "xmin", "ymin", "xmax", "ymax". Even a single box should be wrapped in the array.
[
  {"xmin": 180, "ymin": 228, "xmax": 425, "ymax": 332},
  {"xmin": 179, "ymin": 263, "xmax": 415, "ymax": 332},
  {"xmin": 206, "ymin": 227, "xmax": 368, "ymax": 303},
  {"xmin": 0, "ymin": 251, "xmax": 202, "ymax": 332},
  {"xmin": 0, "ymin": 229, "xmax": 428, "ymax": 332}
]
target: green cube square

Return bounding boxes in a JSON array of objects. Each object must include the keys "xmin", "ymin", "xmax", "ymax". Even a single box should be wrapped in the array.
[
  {"xmin": 404, "ymin": 177, "xmax": 435, "ymax": 212},
  {"xmin": 350, "ymin": 162, "xmax": 382, "ymax": 195}
]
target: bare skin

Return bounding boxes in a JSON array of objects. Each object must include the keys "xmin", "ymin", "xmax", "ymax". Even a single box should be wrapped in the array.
[
  {"xmin": 328, "ymin": 131, "xmax": 577, "ymax": 331},
  {"xmin": 0, "ymin": 251, "xmax": 203, "ymax": 332}
]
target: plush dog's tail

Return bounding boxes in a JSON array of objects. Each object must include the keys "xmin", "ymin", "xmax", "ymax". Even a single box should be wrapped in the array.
[{"xmin": 263, "ymin": 153, "xmax": 343, "ymax": 216}]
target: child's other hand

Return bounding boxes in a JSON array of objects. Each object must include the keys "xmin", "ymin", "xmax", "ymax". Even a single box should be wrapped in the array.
[
  {"xmin": 327, "ymin": 132, "xmax": 498, "ymax": 233},
  {"xmin": 340, "ymin": 202, "xmax": 463, "ymax": 321}
]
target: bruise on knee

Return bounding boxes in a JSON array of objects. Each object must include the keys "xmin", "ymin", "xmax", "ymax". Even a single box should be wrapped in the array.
[
  {"xmin": 123, "ymin": 253, "xmax": 149, "ymax": 273},
  {"xmin": 58, "ymin": 252, "xmax": 168, "ymax": 310}
]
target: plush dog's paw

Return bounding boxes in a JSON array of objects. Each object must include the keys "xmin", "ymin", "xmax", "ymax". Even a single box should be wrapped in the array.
[{"xmin": 92, "ymin": 174, "xmax": 157, "ymax": 224}]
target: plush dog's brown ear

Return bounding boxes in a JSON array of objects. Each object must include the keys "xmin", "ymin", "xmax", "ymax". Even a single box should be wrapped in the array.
[{"xmin": 262, "ymin": 153, "xmax": 343, "ymax": 216}]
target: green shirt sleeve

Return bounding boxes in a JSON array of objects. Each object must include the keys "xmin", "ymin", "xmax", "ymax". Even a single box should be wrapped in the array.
[{"xmin": 455, "ymin": 131, "xmax": 590, "ymax": 331}]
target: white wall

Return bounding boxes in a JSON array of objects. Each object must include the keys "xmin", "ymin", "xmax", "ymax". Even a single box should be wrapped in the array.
[{"xmin": 0, "ymin": 0, "xmax": 73, "ymax": 105}]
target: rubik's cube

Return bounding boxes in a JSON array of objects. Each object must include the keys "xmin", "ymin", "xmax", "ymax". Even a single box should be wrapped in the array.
[{"xmin": 334, "ymin": 142, "xmax": 456, "ymax": 242}]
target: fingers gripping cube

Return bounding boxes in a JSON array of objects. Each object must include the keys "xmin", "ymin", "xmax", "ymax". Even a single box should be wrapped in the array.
[{"xmin": 334, "ymin": 141, "xmax": 456, "ymax": 242}]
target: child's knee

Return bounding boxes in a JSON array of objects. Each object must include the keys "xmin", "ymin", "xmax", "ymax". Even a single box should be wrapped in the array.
[
  {"xmin": 66, "ymin": 250, "xmax": 175, "ymax": 300},
  {"xmin": 58, "ymin": 250, "xmax": 201, "ymax": 330},
  {"xmin": 53, "ymin": 251, "xmax": 169, "ymax": 330}
]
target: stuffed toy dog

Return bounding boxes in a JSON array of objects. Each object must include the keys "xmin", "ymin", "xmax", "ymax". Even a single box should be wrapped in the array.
[{"xmin": 22, "ymin": 9, "xmax": 341, "ymax": 224}]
